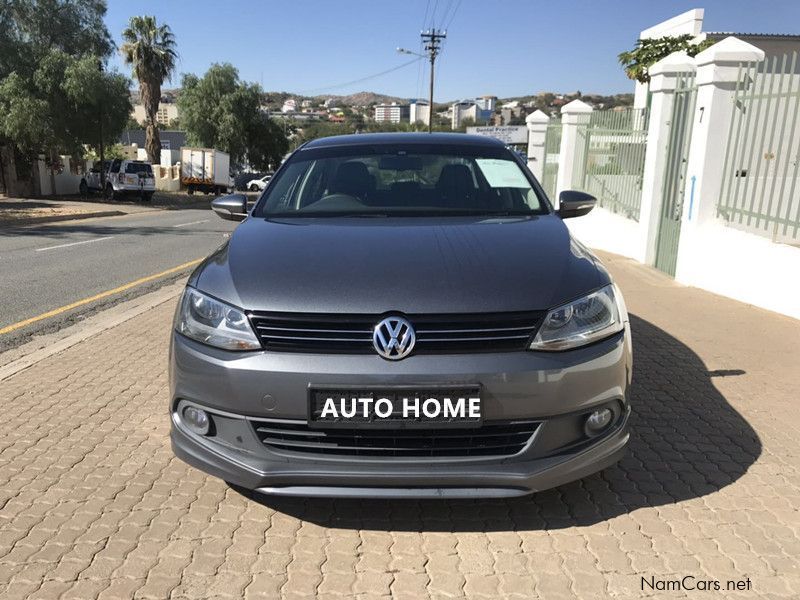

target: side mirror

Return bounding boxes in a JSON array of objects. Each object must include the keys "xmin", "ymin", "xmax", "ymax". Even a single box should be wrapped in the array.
[
  {"xmin": 557, "ymin": 190, "xmax": 596, "ymax": 219},
  {"xmin": 211, "ymin": 194, "xmax": 247, "ymax": 222}
]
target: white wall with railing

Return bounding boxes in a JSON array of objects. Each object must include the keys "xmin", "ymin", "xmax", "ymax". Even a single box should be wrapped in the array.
[{"xmin": 561, "ymin": 38, "xmax": 800, "ymax": 320}]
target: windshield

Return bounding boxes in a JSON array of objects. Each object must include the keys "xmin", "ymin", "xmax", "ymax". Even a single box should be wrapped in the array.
[{"xmin": 254, "ymin": 143, "xmax": 548, "ymax": 217}]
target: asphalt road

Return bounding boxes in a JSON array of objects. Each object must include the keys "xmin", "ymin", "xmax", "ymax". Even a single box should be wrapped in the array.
[{"xmin": 0, "ymin": 208, "xmax": 237, "ymax": 350}]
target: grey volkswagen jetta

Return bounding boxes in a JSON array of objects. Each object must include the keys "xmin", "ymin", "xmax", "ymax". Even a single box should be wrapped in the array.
[{"xmin": 169, "ymin": 133, "xmax": 632, "ymax": 499}]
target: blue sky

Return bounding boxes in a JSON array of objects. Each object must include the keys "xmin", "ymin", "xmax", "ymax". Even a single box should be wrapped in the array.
[{"xmin": 105, "ymin": 0, "xmax": 800, "ymax": 100}]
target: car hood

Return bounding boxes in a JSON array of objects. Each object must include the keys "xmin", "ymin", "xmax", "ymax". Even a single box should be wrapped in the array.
[{"xmin": 193, "ymin": 215, "xmax": 608, "ymax": 314}]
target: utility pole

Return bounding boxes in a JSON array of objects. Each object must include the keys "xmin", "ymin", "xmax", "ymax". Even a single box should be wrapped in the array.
[{"xmin": 421, "ymin": 28, "xmax": 446, "ymax": 133}]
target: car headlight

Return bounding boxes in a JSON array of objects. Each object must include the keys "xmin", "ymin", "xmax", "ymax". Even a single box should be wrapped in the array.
[
  {"xmin": 530, "ymin": 284, "xmax": 626, "ymax": 351},
  {"xmin": 175, "ymin": 287, "xmax": 261, "ymax": 351}
]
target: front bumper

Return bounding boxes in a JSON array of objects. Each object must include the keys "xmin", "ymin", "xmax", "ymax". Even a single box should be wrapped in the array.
[{"xmin": 169, "ymin": 326, "xmax": 632, "ymax": 498}]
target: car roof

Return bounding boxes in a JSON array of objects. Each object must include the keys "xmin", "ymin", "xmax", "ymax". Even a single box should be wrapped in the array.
[{"xmin": 302, "ymin": 132, "xmax": 506, "ymax": 150}]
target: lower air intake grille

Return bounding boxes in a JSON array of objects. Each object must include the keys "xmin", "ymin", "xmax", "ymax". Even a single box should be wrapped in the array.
[{"xmin": 251, "ymin": 420, "xmax": 539, "ymax": 458}]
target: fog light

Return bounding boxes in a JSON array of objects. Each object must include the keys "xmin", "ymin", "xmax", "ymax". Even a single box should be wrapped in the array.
[
  {"xmin": 584, "ymin": 408, "xmax": 613, "ymax": 437},
  {"xmin": 182, "ymin": 405, "xmax": 211, "ymax": 435}
]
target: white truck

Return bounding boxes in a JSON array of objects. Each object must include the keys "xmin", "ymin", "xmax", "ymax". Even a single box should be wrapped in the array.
[{"xmin": 180, "ymin": 148, "xmax": 233, "ymax": 195}]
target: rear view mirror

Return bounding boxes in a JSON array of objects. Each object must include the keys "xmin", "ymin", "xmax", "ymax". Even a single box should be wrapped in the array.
[
  {"xmin": 211, "ymin": 194, "xmax": 247, "ymax": 222},
  {"xmin": 557, "ymin": 190, "xmax": 596, "ymax": 219}
]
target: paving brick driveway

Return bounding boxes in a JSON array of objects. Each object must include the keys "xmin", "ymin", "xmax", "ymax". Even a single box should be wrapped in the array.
[{"xmin": 1, "ymin": 252, "xmax": 798, "ymax": 599}]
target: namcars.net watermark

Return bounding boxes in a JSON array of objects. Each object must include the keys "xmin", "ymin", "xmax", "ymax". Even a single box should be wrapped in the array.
[{"xmin": 642, "ymin": 575, "xmax": 753, "ymax": 593}]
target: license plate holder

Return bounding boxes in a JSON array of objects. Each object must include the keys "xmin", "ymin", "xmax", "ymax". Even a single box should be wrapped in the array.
[{"xmin": 308, "ymin": 385, "xmax": 482, "ymax": 429}]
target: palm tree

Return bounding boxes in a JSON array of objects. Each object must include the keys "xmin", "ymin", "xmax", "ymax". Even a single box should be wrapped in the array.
[{"xmin": 120, "ymin": 16, "xmax": 177, "ymax": 164}]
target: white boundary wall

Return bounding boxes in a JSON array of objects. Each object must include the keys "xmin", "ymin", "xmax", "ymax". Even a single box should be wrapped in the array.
[
  {"xmin": 676, "ymin": 222, "xmax": 800, "ymax": 319},
  {"xmin": 560, "ymin": 36, "xmax": 800, "ymax": 321},
  {"xmin": 565, "ymin": 207, "xmax": 641, "ymax": 260}
]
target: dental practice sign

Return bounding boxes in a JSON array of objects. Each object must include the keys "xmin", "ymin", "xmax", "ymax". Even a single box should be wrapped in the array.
[{"xmin": 466, "ymin": 125, "xmax": 528, "ymax": 145}]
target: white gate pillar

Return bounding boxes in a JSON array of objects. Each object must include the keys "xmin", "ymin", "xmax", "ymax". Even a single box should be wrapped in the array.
[
  {"xmin": 674, "ymin": 38, "xmax": 764, "ymax": 283},
  {"xmin": 676, "ymin": 37, "xmax": 765, "ymax": 239},
  {"xmin": 525, "ymin": 110, "xmax": 549, "ymax": 181},
  {"xmin": 555, "ymin": 99, "xmax": 593, "ymax": 201},
  {"xmin": 635, "ymin": 52, "xmax": 696, "ymax": 264}
]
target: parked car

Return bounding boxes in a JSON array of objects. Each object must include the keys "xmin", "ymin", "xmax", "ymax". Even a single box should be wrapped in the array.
[
  {"xmin": 170, "ymin": 133, "xmax": 632, "ymax": 499},
  {"xmin": 80, "ymin": 158, "xmax": 155, "ymax": 202},
  {"xmin": 234, "ymin": 172, "xmax": 264, "ymax": 191},
  {"xmin": 246, "ymin": 173, "xmax": 272, "ymax": 192}
]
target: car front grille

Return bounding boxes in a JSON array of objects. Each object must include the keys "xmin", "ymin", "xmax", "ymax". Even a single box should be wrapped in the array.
[
  {"xmin": 248, "ymin": 311, "xmax": 544, "ymax": 354},
  {"xmin": 250, "ymin": 420, "xmax": 540, "ymax": 458}
]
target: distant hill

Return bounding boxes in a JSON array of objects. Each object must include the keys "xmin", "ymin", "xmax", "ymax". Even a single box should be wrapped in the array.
[
  {"xmin": 129, "ymin": 87, "xmax": 633, "ymax": 112},
  {"xmin": 317, "ymin": 91, "xmax": 407, "ymax": 106},
  {"xmin": 261, "ymin": 90, "xmax": 406, "ymax": 108}
]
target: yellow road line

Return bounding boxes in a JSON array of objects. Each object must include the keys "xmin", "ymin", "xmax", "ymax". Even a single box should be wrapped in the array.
[{"xmin": 0, "ymin": 259, "xmax": 203, "ymax": 336}]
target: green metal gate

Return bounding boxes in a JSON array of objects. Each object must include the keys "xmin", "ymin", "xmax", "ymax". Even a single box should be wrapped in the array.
[
  {"xmin": 540, "ymin": 120, "xmax": 562, "ymax": 200},
  {"xmin": 718, "ymin": 52, "xmax": 800, "ymax": 243},
  {"xmin": 573, "ymin": 108, "xmax": 649, "ymax": 220},
  {"xmin": 654, "ymin": 72, "xmax": 697, "ymax": 276}
]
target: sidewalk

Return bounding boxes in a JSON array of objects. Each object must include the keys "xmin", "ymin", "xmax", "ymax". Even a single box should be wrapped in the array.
[
  {"xmin": 0, "ymin": 252, "xmax": 798, "ymax": 599},
  {"xmin": 0, "ymin": 198, "xmax": 153, "ymax": 227},
  {"xmin": 0, "ymin": 190, "xmax": 239, "ymax": 227}
]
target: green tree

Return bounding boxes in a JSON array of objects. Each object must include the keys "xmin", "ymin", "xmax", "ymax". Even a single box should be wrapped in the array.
[
  {"xmin": 121, "ymin": 15, "xmax": 177, "ymax": 164},
  {"xmin": 178, "ymin": 63, "xmax": 289, "ymax": 171},
  {"xmin": 618, "ymin": 35, "xmax": 714, "ymax": 83},
  {"xmin": 0, "ymin": 0, "xmax": 130, "ymax": 193}
]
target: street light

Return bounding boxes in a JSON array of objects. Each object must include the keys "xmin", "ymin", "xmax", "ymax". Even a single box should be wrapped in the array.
[{"xmin": 396, "ymin": 47, "xmax": 424, "ymax": 58}]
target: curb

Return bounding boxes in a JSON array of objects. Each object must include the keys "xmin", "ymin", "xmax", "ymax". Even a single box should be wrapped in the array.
[
  {"xmin": 0, "ymin": 210, "xmax": 127, "ymax": 228},
  {"xmin": 0, "ymin": 281, "xmax": 185, "ymax": 381}
]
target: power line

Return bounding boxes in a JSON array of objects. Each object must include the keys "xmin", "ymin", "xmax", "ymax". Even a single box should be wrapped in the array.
[
  {"xmin": 444, "ymin": 0, "xmax": 462, "ymax": 29},
  {"xmin": 420, "ymin": 0, "xmax": 431, "ymax": 30},
  {"xmin": 430, "ymin": 0, "xmax": 439, "ymax": 28},
  {"xmin": 438, "ymin": 0, "xmax": 455, "ymax": 29},
  {"xmin": 299, "ymin": 58, "xmax": 423, "ymax": 94}
]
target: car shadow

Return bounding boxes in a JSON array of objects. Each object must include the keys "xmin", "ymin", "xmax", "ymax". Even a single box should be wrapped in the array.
[{"xmin": 232, "ymin": 314, "xmax": 761, "ymax": 531}]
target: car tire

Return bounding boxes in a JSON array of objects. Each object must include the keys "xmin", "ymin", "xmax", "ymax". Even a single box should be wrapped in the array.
[
  {"xmin": 104, "ymin": 184, "xmax": 116, "ymax": 201},
  {"xmin": 249, "ymin": 184, "xmax": 258, "ymax": 192},
  {"xmin": 187, "ymin": 186, "xmax": 195, "ymax": 195}
]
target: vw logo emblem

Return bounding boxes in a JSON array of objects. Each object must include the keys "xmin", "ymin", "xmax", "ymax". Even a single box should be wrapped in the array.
[{"xmin": 373, "ymin": 316, "xmax": 416, "ymax": 360}]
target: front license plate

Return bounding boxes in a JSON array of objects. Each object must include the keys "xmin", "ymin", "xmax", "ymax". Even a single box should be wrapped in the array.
[{"xmin": 308, "ymin": 386, "xmax": 482, "ymax": 429}]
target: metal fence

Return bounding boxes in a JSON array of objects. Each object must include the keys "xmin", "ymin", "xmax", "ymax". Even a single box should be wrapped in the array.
[
  {"xmin": 573, "ymin": 108, "xmax": 649, "ymax": 221},
  {"xmin": 540, "ymin": 120, "xmax": 562, "ymax": 200},
  {"xmin": 719, "ymin": 51, "xmax": 800, "ymax": 243}
]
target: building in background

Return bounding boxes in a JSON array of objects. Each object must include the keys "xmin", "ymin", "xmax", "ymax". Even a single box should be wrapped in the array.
[
  {"xmin": 281, "ymin": 98, "xmax": 297, "ymax": 113},
  {"xmin": 118, "ymin": 129, "xmax": 187, "ymax": 167},
  {"xmin": 409, "ymin": 100, "xmax": 430, "ymax": 125},
  {"xmin": 374, "ymin": 102, "xmax": 410, "ymax": 123},
  {"xmin": 131, "ymin": 101, "xmax": 179, "ymax": 126},
  {"xmin": 632, "ymin": 9, "xmax": 800, "ymax": 109},
  {"xmin": 451, "ymin": 101, "xmax": 493, "ymax": 129},
  {"xmin": 475, "ymin": 95, "xmax": 498, "ymax": 112}
]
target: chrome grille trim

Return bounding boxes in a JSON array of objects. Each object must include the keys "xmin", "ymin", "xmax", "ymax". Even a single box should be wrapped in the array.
[{"xmin": 248, "ymin": 311, "xmax": 544, "ymax": 354}]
